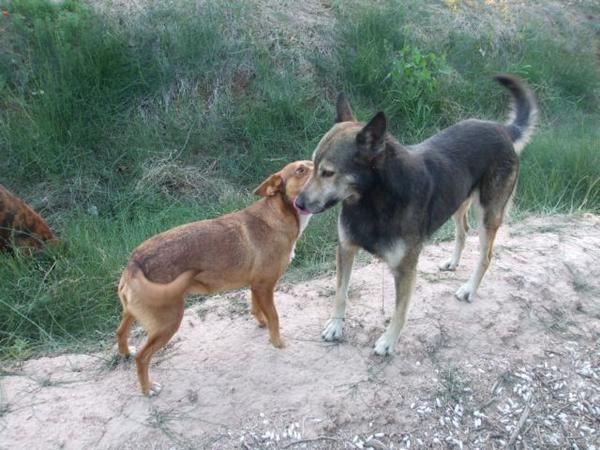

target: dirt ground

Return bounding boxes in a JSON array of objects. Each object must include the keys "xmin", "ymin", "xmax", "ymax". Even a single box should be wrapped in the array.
[{"xmin": 1, "ymin": 215, "xmax": 599, "ymax": 449}]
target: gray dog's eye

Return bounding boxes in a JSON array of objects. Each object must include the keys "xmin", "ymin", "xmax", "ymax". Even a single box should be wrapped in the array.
[{"xmin": 321, "ymin": 169, "xmax": 335, "ymax": 178}]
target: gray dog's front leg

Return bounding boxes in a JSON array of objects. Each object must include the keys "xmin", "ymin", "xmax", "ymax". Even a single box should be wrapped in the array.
[
  {"xmin": 373, "ymin": 255, "xmax": 418, "ymax": 355},
  {"xmin": 321, "ymin": 240, "xmax": 358, "ymax": 341}
]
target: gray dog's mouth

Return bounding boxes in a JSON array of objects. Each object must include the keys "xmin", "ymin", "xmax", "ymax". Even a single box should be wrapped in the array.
[
  {"xmin": 294, "ymin": 196, "xmax": 339, "ymax": 215},
  {"xmin": 293, "ymin": 198, "xmax": 312, "ymax": 216}
]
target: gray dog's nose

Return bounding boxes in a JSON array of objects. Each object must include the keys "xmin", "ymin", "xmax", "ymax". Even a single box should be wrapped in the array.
[{"xmin": 295, "ymin": 196, "xmax": 307, "ymax": 210}]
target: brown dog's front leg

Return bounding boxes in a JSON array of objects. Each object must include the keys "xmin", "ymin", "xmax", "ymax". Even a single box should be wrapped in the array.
[{"xmin": 252, "ymin": 283, "xmax": 283, "ymax": 348}]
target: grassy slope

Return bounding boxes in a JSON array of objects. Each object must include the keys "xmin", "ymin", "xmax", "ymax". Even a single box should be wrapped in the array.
[{"xmin": 0, "ymin": 0, "xmax": 598, "ymax": 357}]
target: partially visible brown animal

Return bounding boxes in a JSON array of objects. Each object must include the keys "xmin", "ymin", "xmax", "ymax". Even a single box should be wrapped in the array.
[
  {"xmin": 0, "ymin": 184, "xmax": 56, "ymax": 253},
  {"xmin": 117, "ymin": 160, "xmax": 314, "ymax": 396}
]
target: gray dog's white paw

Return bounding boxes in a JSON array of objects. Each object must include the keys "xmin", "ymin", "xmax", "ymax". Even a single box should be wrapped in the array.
[
  {"xmin": 455, "ymin": 283, "xmax": 476, "ymax": 302},
  {"xmin": 373, "ymin": 334, "xmax": 395, "ymax": 356},
  {"xmin": 439, "ymin": 260, "xmax": 458, "ymax": 271},
  {"xmin": 321, "ymin": 318, "xmax": 344, "ymax": 341}
]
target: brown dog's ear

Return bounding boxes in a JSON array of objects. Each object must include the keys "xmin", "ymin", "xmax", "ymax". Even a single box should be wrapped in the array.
[
  {"xmin": 335, "ymin": 93, "xmax": 355, "ymax": 123},
  {"xmin": 356, "ymin": 112, "xmax": 386, "ymax": 154},
  {"xmin": 254, "ymin": 173, "xmax": 284, "ymax": 197}
]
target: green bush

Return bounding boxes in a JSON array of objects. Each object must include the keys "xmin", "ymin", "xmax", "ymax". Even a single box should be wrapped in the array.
[{"xmin": 327, "ymin": 3, "xmax": 450, "ymax": 138}]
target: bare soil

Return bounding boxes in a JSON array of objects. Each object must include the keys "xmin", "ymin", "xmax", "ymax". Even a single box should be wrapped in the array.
[{"xmin": 1, "ymin": 215, "xmax": 599, "ymax": 449}]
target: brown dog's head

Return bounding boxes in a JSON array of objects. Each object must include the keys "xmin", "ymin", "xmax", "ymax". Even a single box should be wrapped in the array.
[
  {"xmin": 253, "ymin": 160, "xmax": 314, "ymax": 204},
  {"xmin": 295, "ymin": 94, "xmax": 387, "ymax": 214}
]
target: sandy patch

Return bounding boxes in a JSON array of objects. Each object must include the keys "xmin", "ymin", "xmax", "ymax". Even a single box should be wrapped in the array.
[{"xmin": 1, "ymin": 215, "xmax": 599, "ymax": 449}]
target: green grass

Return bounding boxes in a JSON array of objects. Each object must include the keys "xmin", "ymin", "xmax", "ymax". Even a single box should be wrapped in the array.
[
  {"xmin": 321, "ymin": 1, "xmax": 451, "ymax": 140},
  {"xmin": 517, "ymin": 114, "xmax": 600, "ymax": 213},
  {"xmin": 0, "ymin": 0, "xmax": 598, "ymax": 358}
]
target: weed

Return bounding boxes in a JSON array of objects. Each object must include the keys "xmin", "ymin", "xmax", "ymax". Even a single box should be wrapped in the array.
[
  {"xmin": 0, "ymin": 382, "xmax": 8, "ymax": 418},
  {"xmin": 0, "ymin": 402, "xmax": 8, "ymax": 418},
  {"xmin": 536, "ymin": 306, "xmax": 572, "ymax": 334},
  {"xmin": 437, "ymin": 366, "xmax": 471, "ymax": 404},
  {"xmin": 104, "ymin": 351, "xmax": 124, "ymax": 371},
  {"xmin": 496, "ymin": 370, "xmax": 519, "ymax": 389},
  {"xmin": 146, "ymin": 407, "xmax": 175, "ymax": 430},
  {"xmin": 564, "ymin": 263, "xmax": 597, "ymax": 295}
]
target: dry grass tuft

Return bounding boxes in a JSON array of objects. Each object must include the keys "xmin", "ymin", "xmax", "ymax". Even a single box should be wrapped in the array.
[{"xmin": 136, "ymin": 152, "xmax": 234, "ymax": 200}]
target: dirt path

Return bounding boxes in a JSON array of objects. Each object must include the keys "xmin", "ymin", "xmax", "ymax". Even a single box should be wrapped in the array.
[{"xmin": 1, "ymin": 215, "xmax": 599, "ymax": 449}]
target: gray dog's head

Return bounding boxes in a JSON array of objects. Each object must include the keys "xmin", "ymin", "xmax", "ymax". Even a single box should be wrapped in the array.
[{"xmin": 295, "ymin": 94, "xmax": 387, "ymax": 214}]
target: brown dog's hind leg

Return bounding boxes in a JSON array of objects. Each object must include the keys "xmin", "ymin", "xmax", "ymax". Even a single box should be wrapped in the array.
[
  {"xmin": 250, "ymin": 291, "xmax": 267, "ymax": 328},
  {"xmin": 116, "ymin": 310, "xmax": 136, "ymax": 357},
  {"xmin": 252, "ymin": 283, "xmax": 283, "ymax": 348},
  {"xmin": 134, "ymin": 302, "xmax": 185, "ymax": 396},
  {"xmin": 116, "ymin": 281, "xmax": 137, "ymax": 357}
]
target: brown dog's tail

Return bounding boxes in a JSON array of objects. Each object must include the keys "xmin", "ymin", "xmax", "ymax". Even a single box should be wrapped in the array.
[
  {"xmin": 495, "ymin": 74, "xmax": 538, "ymax": 155},
  {"xmin": 118, "ymin": 269, "xmax": 131, "ymax": 308},
  {"xmin": 121, "ymin": 262, "xmax": 196, "ymax": 306}
]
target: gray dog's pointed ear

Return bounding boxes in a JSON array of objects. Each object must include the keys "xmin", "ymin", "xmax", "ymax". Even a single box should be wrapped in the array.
[
  {"xmin": 335, "ymin": 93, "xmax": 355, "ymax": 123},
  {"xmin": 356, "ymin": 112, "xmax": 386, "ymax": 153}
]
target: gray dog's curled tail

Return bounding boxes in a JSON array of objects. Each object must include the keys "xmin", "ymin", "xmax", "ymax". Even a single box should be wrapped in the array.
[{"xmin": 495, "ymin": 74, "xmax": 538, "ymax": 155}]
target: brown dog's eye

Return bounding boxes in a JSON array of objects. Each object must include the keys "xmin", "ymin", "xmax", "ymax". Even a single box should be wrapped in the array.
[
  {"xmin": 321, "ymin": 169, "xmax": 335, "ymax": 178},
  {"xmin": 295, "ymin": 166, "xmax": 306, "ymax": 175}
]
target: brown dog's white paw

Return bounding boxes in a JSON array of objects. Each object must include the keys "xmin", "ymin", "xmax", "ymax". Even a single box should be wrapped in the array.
[
  {"xmin": 146, "ymin": 382, "xmax": 162, "ymax": 397},
  {"xmin": 270, "ymin": 338, "xmax": 285, "ymax": 349}
]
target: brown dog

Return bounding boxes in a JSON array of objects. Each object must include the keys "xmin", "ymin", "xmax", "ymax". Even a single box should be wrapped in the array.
[
  {"xmin": 117, "ymin": 160, "xmax": 314, "ymax": 395},
  {"xmin": 0, "ymin": 184, "xmax": 56, "ymax": 253}
]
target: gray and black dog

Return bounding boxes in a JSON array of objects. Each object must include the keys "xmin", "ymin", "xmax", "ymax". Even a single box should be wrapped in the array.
[{"xmin": 295, "ymin": 74, "xmax": 537, "ymax": 355}]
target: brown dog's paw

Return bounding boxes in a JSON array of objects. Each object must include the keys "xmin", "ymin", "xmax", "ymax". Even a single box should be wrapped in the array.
[
  {"xmin": 251, "ymin": 311, "xmax": 268, "ymax": 328},
  {"xmin": 270, "ymin": 338, "xmax": 285, "ymax": 349},
  {"xmin": 114, "ymin": 344, "xmax": 136, "ymax": 360},
  {"xmin": 143, "ymin": 382, "xmax": 162, "ymax": 397}
]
